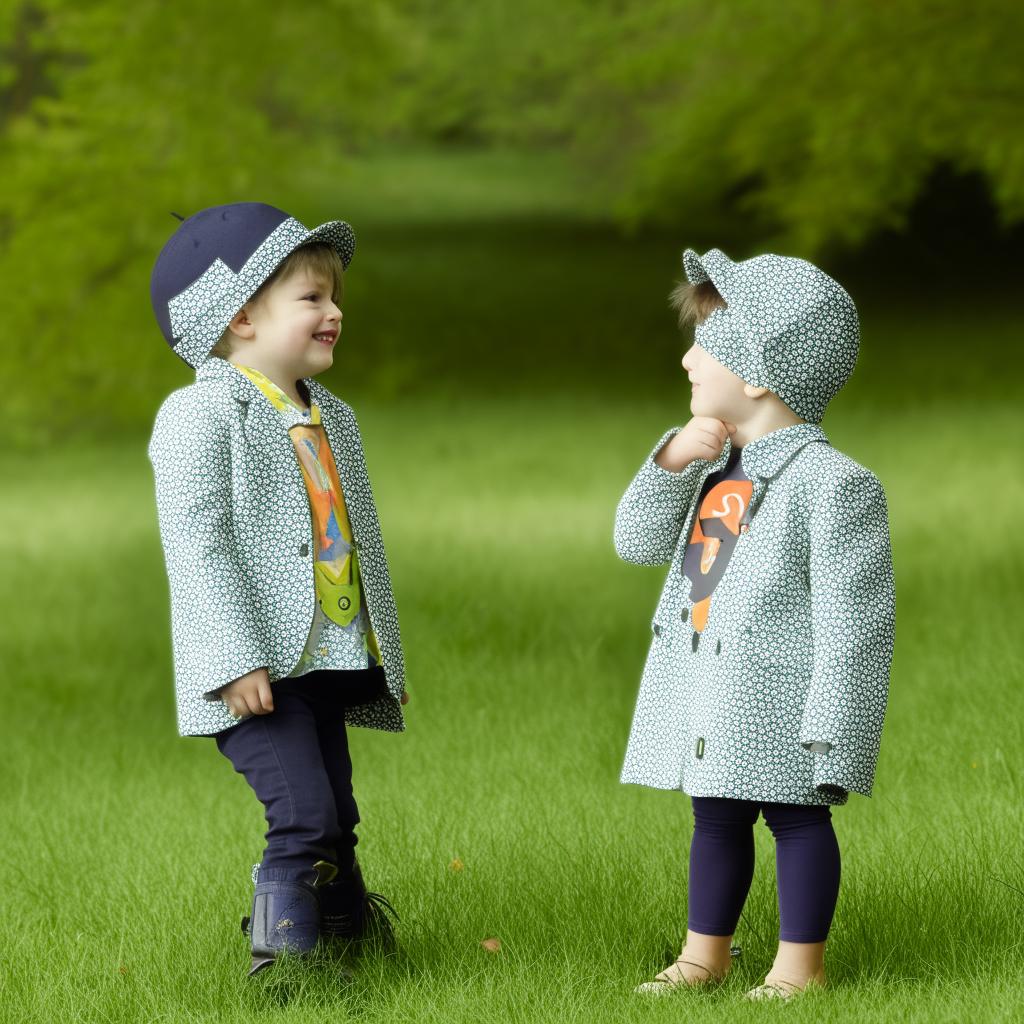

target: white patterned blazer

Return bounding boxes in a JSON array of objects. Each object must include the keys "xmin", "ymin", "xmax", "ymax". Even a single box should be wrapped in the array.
[
  {"xmin": 614, "ymin": 422, "xmax": 895, "ymax": 805},
  {"xmin": 146, "ymin": 355, "xmax": 405, "ymax": 737}
]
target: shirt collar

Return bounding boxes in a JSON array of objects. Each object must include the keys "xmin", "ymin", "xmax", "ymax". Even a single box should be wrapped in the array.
[{"xmin": 722, "ymin": 421, "xmax": 829, "ymax": 480}]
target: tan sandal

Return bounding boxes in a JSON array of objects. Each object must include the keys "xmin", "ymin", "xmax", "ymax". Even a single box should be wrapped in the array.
[
  {"xmin": 744, "ymin": 974, "xmax": 826, "ymax": 1001},
  {"xmin": 635, "ymin": 954, "xmax": 729, "ymax": 994}
]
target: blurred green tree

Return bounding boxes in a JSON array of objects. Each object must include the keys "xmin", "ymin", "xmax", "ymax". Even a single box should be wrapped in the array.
[
  {"xmin": 395, "ymin": 0, "xmax": 1024, "ymax": 253},
  {"xmin": 0, "ymin": 0, "xmax": 406, "ymax": 444},
  {"xmin": 2, "ymin": 0, "xmax": 1020, "ymax": 445}
]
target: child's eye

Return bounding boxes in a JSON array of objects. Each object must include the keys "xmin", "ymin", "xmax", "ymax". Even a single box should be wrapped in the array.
[{"xmin": 304, "ymin": 294, "xmax": 318, "ymax": 301}]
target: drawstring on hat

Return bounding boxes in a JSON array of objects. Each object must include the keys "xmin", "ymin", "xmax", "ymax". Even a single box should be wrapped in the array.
[{"xmin": 170, "ymin": 211, "xmax": 186, "ymax": 221}]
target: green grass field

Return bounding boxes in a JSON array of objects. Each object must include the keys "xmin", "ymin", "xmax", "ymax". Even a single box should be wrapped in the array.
[{"xmin": 3, "ymin": 203, "xmax": 1024, "ymax": 1021}]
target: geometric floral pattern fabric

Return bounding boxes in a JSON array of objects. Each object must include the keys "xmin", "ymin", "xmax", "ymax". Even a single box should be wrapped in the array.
[
  {"xmin": 146, "ymin": 355, "xmax": 405, "ymax": 737},
  {"xmin": 683, "ymin": 247, "xmax": 860, "ymax": 424},
  {"xmin": 614, "ymin": 422, "xmax": 895, "ymax": 805}
]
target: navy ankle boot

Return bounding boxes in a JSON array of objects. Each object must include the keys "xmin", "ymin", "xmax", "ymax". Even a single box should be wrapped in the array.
[
  {"xmin": 244, "ymin": 864, "xmax": 323, "ymax": 977},
  {"xmin": 319, "ymin": 857, "xmax": 398, "ymax": 946}
]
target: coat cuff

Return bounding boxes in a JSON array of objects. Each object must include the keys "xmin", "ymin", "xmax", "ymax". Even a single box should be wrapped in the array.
[
  {"xmin": 806, "ymin": 740, "xmax": 872, "ymax": 797},
  {"xmin": 202, "ymin": 661, "xmax": 270, "ymax": 702},
  {"xmin": 613, "ymin": 428, "xmax": 711, "ymax": 566},
  {"xmin": 642, "ymin": 428, "xmax": 710, "ymax": 485}
]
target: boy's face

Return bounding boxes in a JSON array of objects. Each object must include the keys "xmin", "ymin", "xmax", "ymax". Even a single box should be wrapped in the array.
[
  {"xmin": 682, "ymin": 341, "xmax": 763, "ymax": 424},
  {"xmin": 226, "ymin": 268, "xmax": 342, "ymax": 379}
]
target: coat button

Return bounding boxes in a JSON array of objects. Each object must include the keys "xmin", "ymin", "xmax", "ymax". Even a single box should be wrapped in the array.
[
  {"xmin": 653, "ymin": 623, "xmax": 662, "ymax": 637},
  {"xmin": 696, "ymin": 737, "xmax": 705, "ymax": 759},
  {"xmin": 691, "ymin": 633, "xmax": 700, "ymax": 653},
  {"xmin": 298, "ymin": 543, "xmax": 309, "ymax": 556},
  {"xmin": 715, "ymin": 639, "xmax": 722, "ymax": 655},
  {"xmin": 680, "ymin": 608, "xmax": 688, "ymax": 622}
]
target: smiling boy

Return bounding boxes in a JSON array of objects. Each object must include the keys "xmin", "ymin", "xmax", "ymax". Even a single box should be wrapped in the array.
[{"xmin": 147, "ymin": 202, "xmax": 407, "ymax": 977}]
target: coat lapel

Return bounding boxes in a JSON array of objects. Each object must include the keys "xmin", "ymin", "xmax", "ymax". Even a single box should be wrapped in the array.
[
  {"xmin": 195, "ymin": 355, "xmax": 349, "ymax": 456},
  {"xmin": 735, "ymin": 422, "xmax": 829, "ymax": 528},
  {"xmin": 194, "ymin": 358, "xmax": 370, "ymax": 552}
]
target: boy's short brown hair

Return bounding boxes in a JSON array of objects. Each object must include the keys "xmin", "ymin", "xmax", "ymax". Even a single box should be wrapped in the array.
[
  {"xmin": 209, "ymin": 241, "xmax": 345, "ymax": 360},
  {"xmin": 669, "ymin": 279, "xmax": 727, "ymax": 328}
]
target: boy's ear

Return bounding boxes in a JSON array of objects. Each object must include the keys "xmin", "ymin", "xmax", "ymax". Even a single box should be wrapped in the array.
[{"xmin": 227, "ymin": 307, "xmax": 256, "ymax": 340}]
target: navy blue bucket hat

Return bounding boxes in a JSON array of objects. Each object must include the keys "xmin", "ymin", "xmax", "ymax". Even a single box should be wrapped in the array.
[
  {"xmin": 151, "ymin": 202, "xmax": 355, "ymax": 369},
  {"xmin": 682, "ymin": 247, "xmax": 859, "ymax": 423}
]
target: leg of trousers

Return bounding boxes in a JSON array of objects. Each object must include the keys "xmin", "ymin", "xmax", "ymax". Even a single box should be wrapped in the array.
[
  {"xmin": 315, "ymin": 695, "xmax": 359, "ymax": 876},
  {"xmin": 760, "ymin": 802, "xmax": 841, "ymax": 942},
  {"xmin": 688, "ymin": 797, "xmax": 841, "ymax": 942},
  {"xmin": 214, "ymin": 672, "xmax": 360, "ymax": 874}
]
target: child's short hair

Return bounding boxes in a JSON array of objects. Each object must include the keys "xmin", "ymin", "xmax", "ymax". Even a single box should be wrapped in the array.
[
  {"xmin": 669, "ymin": 279, "xmax": 727, "ymax": 329},
  {"xmin": 209, "ymin": 241, "xmax": 345, "ymax": 360}
]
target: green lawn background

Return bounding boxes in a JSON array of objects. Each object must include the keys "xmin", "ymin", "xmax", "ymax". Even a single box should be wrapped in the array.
[{"xmin": 2, "ymin": 159, "xmax": 1023, "ymax": 1021}]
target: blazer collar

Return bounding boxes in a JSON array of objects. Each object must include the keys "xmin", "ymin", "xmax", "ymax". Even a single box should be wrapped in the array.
[
  {"xmin": 195, "ymin": 354, "xmax": 326, "ymax": 411},
  {"xmin": 719, "ymin": 421, "xmax": 829, "ymax": 480}
]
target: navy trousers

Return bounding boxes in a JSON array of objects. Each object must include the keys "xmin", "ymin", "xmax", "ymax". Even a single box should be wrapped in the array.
[
  {"xmin": 687, "ymin": 796, "xmax": 841, "ymax": 943},
  {"xmin": 214, "ymin": 666, "xmax": 387, "ymax": 878}
]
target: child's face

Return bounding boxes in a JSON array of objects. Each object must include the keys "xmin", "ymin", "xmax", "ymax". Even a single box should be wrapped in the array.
[
  {"xmin": 681, "ymin": 341, "xmax": 758, "ymax": 424},
  {"xmin": 228, "ymin": 269, "xmax": 342, "ymax": 376}
]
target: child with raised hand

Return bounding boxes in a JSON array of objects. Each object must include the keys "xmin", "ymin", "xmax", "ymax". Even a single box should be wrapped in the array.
[
  {"xmin": 147, "ymin": 202, "xmax": 408, "ymax": 977},
  {"xmin": 614, "ymin": 247, "xmax": 895, "ymax": 1000}
]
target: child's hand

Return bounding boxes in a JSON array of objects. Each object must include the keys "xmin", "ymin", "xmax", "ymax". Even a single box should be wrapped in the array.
[
  {"xmin": 655, "ymin": 417, "xmax": 737, "ymax": 472},
  {"xmin": 220, "ymin": 667, "xmax": 274, "ymax": 720},
  {"xmin": 401, "ymin": 690, "xmax": 410, "ymax": 705}
]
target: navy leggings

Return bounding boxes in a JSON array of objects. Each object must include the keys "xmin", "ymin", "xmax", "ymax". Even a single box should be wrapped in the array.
[{"xmin": 687, "ymin": 796, "xmax": 841, "ymax": 943}]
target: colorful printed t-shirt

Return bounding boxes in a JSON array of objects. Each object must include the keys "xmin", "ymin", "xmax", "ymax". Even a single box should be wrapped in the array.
[
  {"xmin": 231, "ymin": 363, "xmax": 382, "ymax": 675},
  {"xmin": 681, "ymin": 445, "xmax": 753, "ymax": 635}
]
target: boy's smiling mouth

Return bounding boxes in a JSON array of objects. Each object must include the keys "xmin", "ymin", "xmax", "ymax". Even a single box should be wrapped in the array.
[{"xmin": 314, "ymin": 331, "xmax": 337, "ymax": 345}]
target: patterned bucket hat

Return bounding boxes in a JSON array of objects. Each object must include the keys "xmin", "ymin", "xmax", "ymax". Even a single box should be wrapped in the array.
[
  {"xmin": 151, "ymin": 201, "xmax": 355, "ymax": 370},
  {"xmin": 682, "ymin": 247, "xmax": 859, "ymax": 423}
]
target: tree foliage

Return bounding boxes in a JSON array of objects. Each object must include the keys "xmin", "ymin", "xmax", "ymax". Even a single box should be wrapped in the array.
[
  {"xmin": 1, "ymin": 0, "xmax": 1020, "ymax": 444},
  {"xmin": 0, "ymin": 0, "xmax": 406, "ymax": 443},
  {"xmin": 394, "ymin": 0, "xmax": 1024, "ymax": 252}
]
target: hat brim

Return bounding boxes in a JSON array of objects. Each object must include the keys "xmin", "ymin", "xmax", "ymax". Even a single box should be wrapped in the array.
[
  {"xmin": 299, "ymin": 219, "xmax": 356, "ymax": 270},
  {"xmin": 172, "ymin": 215, "xmax": 358, "ymax": 369},
  {"xmin": 682, "ymin": 248, "xmax": 709, "ymax": 284},
  {"xmin": 682, "ymin": 247, "xmax": 733, "ymax": 294}
]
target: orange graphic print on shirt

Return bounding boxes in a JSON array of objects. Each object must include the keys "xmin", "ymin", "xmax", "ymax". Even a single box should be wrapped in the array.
[
  {"xmin": 682, "ymin": 449, "xmax": 753, "ymax": 633},
  {"xmin": 292, "ymin": 423, "xmax": 363, "ymax": 628},
  {"xmin": 230, "ymin": 361, "xmax": 381, "ymax": 665}
]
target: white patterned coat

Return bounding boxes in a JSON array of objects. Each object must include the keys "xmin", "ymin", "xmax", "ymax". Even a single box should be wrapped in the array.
[
  {"xmin": 147, "ymin": 355, "xmax": 405, "ymax": 737},
  {"xmin": 614, "ymin": 422, "xmax": 895, "ymax": 805}
]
